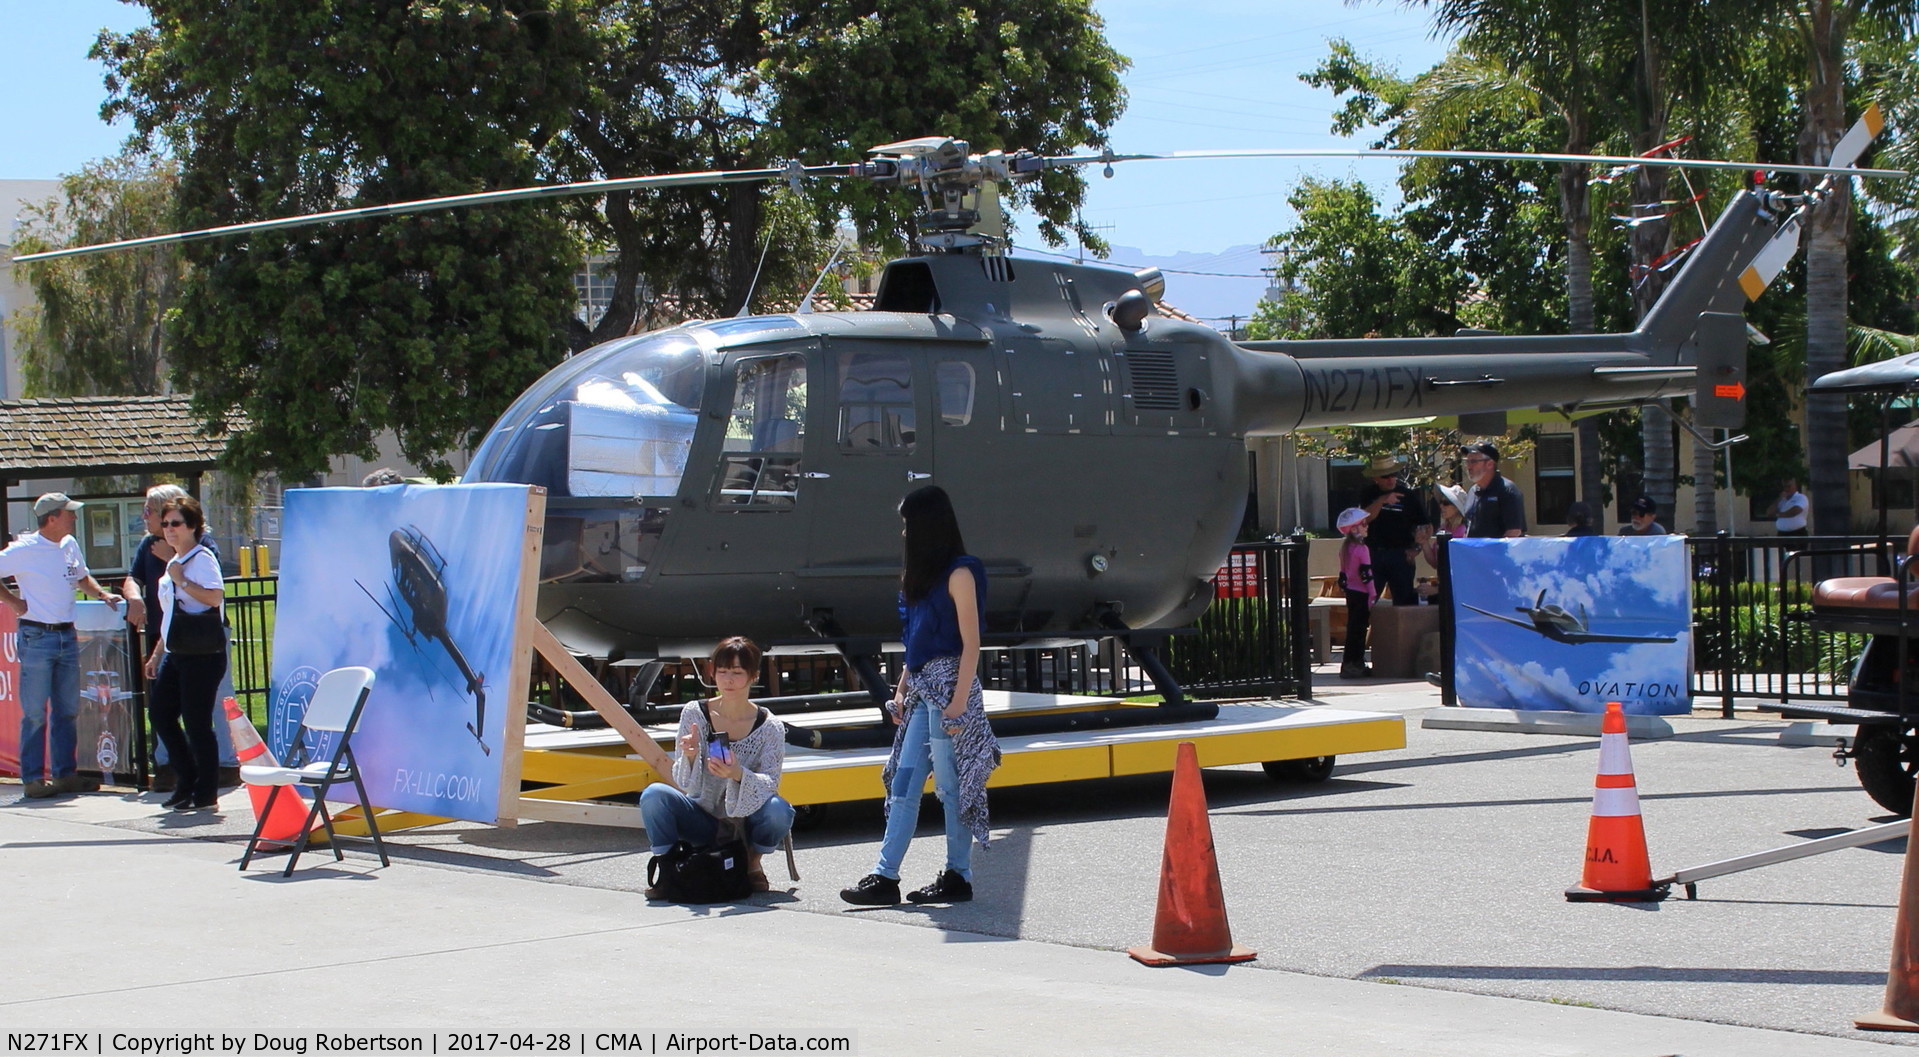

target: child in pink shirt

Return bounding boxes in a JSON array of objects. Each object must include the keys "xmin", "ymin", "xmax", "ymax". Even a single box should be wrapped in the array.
[{"xmin": 1336, "ymin": 507, "xmax": 1375, "ymax": 678}]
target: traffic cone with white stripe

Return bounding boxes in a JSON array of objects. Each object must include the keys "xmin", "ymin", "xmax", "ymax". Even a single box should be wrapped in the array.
[
  {"xmin": 1566, "ymin": 701, "xmax": 1669, "ymax": 902},
  {"xmin": 224, "ymin": 697, "xmax": 311, "ymax": 850}
]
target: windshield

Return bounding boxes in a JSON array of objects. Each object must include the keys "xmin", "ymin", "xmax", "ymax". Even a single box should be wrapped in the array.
[{"xmin": 468, "ymin": 331, "xmax": 708, "ymax": 499}]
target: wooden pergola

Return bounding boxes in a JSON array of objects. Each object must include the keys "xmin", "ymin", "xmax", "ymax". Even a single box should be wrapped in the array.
[{"xmin": 0, "ymin": 395, "xmax": 240, "ymax": 537}]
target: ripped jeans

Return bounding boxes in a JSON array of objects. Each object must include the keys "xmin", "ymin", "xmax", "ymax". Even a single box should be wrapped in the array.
[{"xmin": 872, "ymin": 693, "xmax": 971, "ymax": 881}]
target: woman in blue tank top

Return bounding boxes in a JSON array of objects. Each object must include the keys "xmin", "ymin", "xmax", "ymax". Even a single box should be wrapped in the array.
[{"xmin": 841, "ymin": 486, "xmax": 1001, "ymax": 906}]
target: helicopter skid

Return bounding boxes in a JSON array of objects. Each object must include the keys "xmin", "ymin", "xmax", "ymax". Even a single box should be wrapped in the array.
[{"xmin": 512, "ymin": 699, "xmax": 1404, "ymax": 825}]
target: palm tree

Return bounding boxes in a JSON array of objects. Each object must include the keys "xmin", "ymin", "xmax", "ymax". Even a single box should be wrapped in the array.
[
  {"xmin": 1790, "ymin": 2, "xmax": 1917, "ymax": 535},
  {"xmin": 1409, "ymin": 1, "xmax": 1609, "ymax": 516}
]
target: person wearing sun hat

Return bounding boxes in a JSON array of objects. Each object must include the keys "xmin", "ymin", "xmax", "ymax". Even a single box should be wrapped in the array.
[
  {"xmin": 1335, "ymin": 507, "xmax": 1376, "ymax": 678},
  {"xmin": 1355, "ymin": 453, "xmax": 1430, "ymax": 607},
  {"xmin": 0, "ymin": 493, "xmax": 126, "ymax": 798}
]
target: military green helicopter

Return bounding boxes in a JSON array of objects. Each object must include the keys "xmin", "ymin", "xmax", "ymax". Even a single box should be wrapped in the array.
[{"xmin": 17, "ymin": 121, "xmax": 1895, "ymax": 718}]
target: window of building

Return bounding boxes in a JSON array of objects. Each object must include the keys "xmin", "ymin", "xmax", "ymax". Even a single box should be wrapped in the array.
[
  {"xmin": 1533, "ymin": 434, "xmax": 1576, "ymax": 524},
  {"xmin": 1326, "ymin": 458, "xmax": 1366, "ymax": 531},
  {"xmin": 573, "ymin": 259, "xmax": 619, "ymax": 328}
]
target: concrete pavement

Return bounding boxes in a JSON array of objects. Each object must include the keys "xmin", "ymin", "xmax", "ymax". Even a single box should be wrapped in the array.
[
  {"xmin": 0, "ymin": 805, "xmax": 1908, "ymax": 1057},
  {"xmin": 5, "ymin": 676, "xmax": 1919, "ymax": 1055}
]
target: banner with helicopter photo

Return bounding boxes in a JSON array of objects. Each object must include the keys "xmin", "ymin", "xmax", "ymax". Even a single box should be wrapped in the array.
[
  {"xmin": 268, "ymin": 483, "xmax": 543, "ymax": 823},
  {"xmin": 1449, "ymin": 536, "xmax": 1691, "ymax": 715}
]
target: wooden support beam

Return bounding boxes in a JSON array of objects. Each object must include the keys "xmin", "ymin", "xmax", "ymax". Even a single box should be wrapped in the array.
[
  {"xmin": 531, "ymin": 622, "xmax": 679, "ymax": 788},
  {"xmin": 514, "ymin": 796, "xmax": 647, "ymax": 828}
]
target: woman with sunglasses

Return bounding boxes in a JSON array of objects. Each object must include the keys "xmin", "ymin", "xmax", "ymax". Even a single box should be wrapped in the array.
[{"xmin": 144, "ymin": 497, "xmax": 227, "ymax": 810}]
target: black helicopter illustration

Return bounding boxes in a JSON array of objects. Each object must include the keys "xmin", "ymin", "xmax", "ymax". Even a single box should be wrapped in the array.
[
  {"xmin": 1464, "ymin": 589, "xmax": 1680, "ymax": 646},
  {"xmin": 358, "ymin": 525, "xmax": 491, "ymax": 755},
  {"xmin": 16, "ymin": 117, "xmax": 1894, "ymax": 711}
]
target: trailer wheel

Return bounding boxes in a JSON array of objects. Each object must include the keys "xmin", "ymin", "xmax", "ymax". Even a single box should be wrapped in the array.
[
  {"xmin": 1854, "ymin": 725, "xmax": 1918, "ymax": 818},
  {"xmin": 1262, "ymin": 756, "xmax": 1335, "ymax": 783}
]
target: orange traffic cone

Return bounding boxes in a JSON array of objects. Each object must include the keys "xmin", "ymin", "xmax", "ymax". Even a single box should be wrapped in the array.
[
  {"xmin": 1566, "ymin": 701, "xmax": 1668, "ymax": 902},
  {"xmin": 1857, "ymin": 791, "xmax": 1919, "ymax": 1031},
  {"xmin": 1128, "ymin": 741, "xmax": 1256, "ymax": 966},
  {"xmin": 223, "ymin": 697, "xmax": 311, "ymax": 849}
]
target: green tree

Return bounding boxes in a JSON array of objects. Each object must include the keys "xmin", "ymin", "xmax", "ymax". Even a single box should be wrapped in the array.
[
  {"xmin": 1779, "ymin": 1, "xmax": 1919, "ymax": 535},
  {"xmin": 97, "ymin": 0, "xmax": 600, "ymax": 480},
  {"xmin": 8, "ymin": 154, "xmax": 182, "ymax": 397},
  {"xmin": 1243, "ymin": 177, "xmax": 1471, "ymax": 340},
  {"xmin": 548, "ymin": 0, "xmax": 1128, "ymax": 347}
]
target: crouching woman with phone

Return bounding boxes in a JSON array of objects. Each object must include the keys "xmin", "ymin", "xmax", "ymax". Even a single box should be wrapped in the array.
[{"xmin": 640, "ymin": 637, "xmax": 793, "ymax": 896}]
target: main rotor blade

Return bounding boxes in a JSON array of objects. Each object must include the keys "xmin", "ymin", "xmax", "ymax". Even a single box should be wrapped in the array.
[
  {"xmin": 12, "ymin": 163, "xmax": 853, "ymax": 264},
  {"xmin": 1036, "ymin": 147, "xmax": 1906, "ymax": 179}
]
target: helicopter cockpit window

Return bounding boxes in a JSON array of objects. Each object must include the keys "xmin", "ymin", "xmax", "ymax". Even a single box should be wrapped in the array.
[
  {"xmin": 717, "ymin": 354, "xmax": 807, "ymax": 508},
  {"xmin": 467, "ymin": 330, "xmax": 707, "ymax": 500},
  {"xmin": 837, "ymin": 351, "xmax": 916, "ymax": 452},
  {"xmin": 935, "ymin": 361, "xmax": 974, "ymax": 426}
]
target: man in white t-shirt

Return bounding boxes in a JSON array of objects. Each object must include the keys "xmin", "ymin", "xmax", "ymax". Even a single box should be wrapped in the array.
[
  {"xmin": 0, "ymin": 493, "xmax": 124, "ymax": 797},
  {"xmin": 1771, "ymin": 478, "xmax": 1809, "ymax": 537}
]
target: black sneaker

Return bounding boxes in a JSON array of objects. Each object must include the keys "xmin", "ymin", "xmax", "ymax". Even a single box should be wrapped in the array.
[
  {"xmin": 906, "ymin": 869, "xmax": 973, "ymax": 904},
  {"xmin": 839, "ymin": 873, "xmax": 902, "ymax": 906}
]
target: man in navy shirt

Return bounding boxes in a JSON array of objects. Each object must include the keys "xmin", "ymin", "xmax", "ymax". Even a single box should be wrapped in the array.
[{"xmin": 1460, "ymin": 442, "xmax": 1527, "ymax": 538}]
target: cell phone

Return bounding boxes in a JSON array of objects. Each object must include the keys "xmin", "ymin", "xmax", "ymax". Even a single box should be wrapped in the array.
[{"xmin": 707, "ymin": 731, "xmax": 732, "ymax": 765}]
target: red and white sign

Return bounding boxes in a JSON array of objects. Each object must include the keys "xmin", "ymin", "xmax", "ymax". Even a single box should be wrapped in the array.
[
  {"xmin": 1213, "ymin": 552, "xmax": 1261, "ymax": 599},
  {"xmin": 0, "ymin": 608, "xmax": 21, "ymax": 776}
]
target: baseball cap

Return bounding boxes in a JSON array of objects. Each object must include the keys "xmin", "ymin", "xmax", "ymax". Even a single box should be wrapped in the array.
[
  {"xmin": 1629, "ymin": 496, "xmax": 1657, "ymax": 516},
  {"xmin": 1336, "ymin": 507, "xmax": 1370, "ymax": 534},
  {"xmin": 1459, "ymin": 441, "xmax": 1499, "ymax": 461},
  {"xmin": 33, "ymin": 493, "xmax": 82, "ymax": 519}
]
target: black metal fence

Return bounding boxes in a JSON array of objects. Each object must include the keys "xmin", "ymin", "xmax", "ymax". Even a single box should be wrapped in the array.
[
  {"xmin": 223, "ymin": 576, "xmax": 277, "ymax": 722},
  {"xmin": 1687, "ymin": 533, "xmax": 1886, "ymax": 715},
  {"xmin": 1164, "ymin": 536, "xmax": 1313, "ymax": 699},
  {"xmin": 209, "ymin": 535, "xmax": 1919, "ymax": 722},
  {"xmin": 225, "ymin": 536, "xmax": 1320, "ymax": 720}
]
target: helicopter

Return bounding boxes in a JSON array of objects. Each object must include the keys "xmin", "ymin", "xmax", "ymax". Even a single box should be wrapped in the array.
[
  {"xmin": 16, "ymin": 121, "xmax": 1896, "ymax": 710},
  {"xmin": 358, "ymin": 525, "xmax": 491, "ymax": 753},
  {"xmin": 1463, "ymin": 589, "xmax": 1679, "ymax": 646}
]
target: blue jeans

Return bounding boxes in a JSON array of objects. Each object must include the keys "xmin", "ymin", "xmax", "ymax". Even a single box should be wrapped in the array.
[
  {"xmin": 875, "ymin": 698, "xmax": 970, "ymax": 881},
  {"xmin": 640, "ymin": 783, "xmax": 794, "ymax": 855},
  {"xmin": 18, "ymin": 625, "xmax": 80, "ymax": 783}
]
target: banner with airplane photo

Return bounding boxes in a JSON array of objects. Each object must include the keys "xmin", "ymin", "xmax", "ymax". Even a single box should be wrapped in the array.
[
  {"xmin": 1449, "ymin": 536, "xmax": 1691, "ymax": 715},
  {"xmin": 269, "ymin": 484, "xmax": 541, "ymax": 823}
]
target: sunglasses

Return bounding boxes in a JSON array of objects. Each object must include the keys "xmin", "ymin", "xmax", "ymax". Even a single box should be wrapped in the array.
[{"xmin": 160, "ymin": 518, "xmax": 188, "ymax": 528}]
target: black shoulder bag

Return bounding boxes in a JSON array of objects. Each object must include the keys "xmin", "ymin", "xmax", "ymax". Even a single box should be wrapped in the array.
[
  {"xmin": 165, "ymin": 546, "xmax": 228, "ymax": 656},
  {"xmin": 647, "ymin": 836, "xmax": 751, "ymax": 903}
]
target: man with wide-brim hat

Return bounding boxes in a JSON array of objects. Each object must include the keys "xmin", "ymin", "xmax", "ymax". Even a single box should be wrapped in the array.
[
  {"xmin": 1356, "ymin": 453, "xmax": 1431, "ymax": 607},
  {"xmin": 0, "ymin": 493, "xmax": 125, "ymax": 797}
]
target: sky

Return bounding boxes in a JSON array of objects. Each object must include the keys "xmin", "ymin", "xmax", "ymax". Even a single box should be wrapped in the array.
[{"xmin": 0, "ymin": 0, "xmax": 1455, "ymax": 316}]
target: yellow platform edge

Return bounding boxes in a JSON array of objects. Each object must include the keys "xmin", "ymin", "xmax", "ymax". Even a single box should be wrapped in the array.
[{"xmin": 518, "ymin": 710, "xmax": 1406, "ymax": 814}]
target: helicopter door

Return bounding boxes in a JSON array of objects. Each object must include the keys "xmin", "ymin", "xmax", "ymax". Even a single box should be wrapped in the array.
[
  {"xmin": 667, "ymin": 350, "xmax": 811, "ymax": 577},
  {"xmin": 801, "ymin": 344, "xmax": 934, "ymax": 577}
]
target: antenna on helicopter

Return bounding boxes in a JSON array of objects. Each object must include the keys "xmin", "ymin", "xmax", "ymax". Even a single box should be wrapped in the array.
[
  {"xmin": 733, "ymin": 228, "xmax": 776, "ymax": 318},
  {"xmin": 798, "ymin": 235, "xmax": 850, "ymax": 314}
]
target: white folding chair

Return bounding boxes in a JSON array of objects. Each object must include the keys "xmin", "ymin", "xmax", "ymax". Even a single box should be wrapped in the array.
[{"xmin": 239, "ymin": 666, "xmax": 389, "ymax": 876}]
